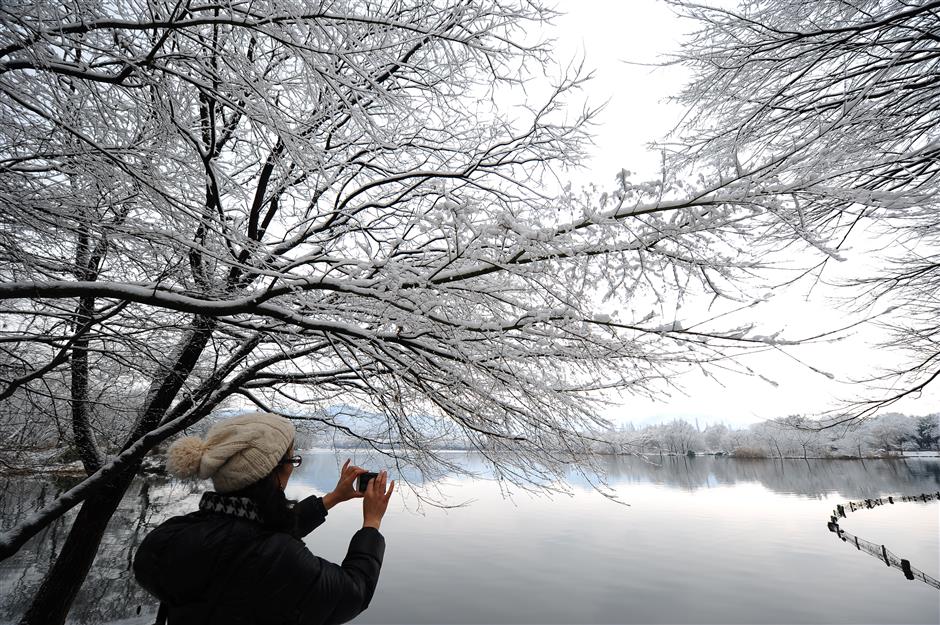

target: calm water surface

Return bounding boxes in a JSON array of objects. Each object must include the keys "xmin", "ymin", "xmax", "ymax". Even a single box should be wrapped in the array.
[{"xmin": 1, "ymin": 453, "xmax": 938, "ymax": 624}]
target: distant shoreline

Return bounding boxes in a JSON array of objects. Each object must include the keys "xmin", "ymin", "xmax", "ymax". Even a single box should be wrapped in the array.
[{"xmin": 4, "ymin": 448, "xmax": 937, "ymax": 479}]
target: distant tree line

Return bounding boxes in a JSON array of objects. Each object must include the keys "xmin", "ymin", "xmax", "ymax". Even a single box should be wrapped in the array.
[
  {"xmin": 292, "ymin": 410, "xmax": 939, "ymax": 461},
  {"xmin": 5, "ymin": 406, "xmax": 935, "ymax": 464},
  {"xmin": 598, "ymin": 413, "xmax": 940, "ymax": 459}
]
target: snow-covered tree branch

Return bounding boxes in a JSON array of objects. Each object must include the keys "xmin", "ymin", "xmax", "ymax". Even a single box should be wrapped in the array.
[{"xmin": 666, "ymin": 0, "xmax": 940, "ymax": 418}]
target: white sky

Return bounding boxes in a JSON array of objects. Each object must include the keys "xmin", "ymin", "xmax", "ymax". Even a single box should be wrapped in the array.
[{"xmin": 547, "ymin": 0, "xmax": 938, "ymax": 426}]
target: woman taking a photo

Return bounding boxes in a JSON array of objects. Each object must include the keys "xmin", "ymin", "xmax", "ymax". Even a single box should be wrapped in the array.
[{"xmin": 134, "ymin": 412, "xmax": 394, "ymax": 625}]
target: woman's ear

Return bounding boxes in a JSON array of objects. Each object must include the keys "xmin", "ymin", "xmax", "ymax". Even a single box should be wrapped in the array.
[{"xmin": 273, "ymin": 463, "xmax": 290, "ymax": 491}]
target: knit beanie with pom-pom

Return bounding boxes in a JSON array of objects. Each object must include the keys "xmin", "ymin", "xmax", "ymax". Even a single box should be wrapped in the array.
[{"xmin": 165, "ymin": 412, "xmax": 295, "ymax": 493}]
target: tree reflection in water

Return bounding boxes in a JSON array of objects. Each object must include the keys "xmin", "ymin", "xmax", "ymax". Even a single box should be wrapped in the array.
[
  {"xmin": 0, "ymin": 476, "xmax": 202, "ymax": 624},
  {"xmin": 594, "ymin": 455, "xmax": 940, "ymax": 500}
]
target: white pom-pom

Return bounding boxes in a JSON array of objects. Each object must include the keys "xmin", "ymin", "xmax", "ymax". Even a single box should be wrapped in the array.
[{"xmin": 166, "ymin": 436, "xmax": 208, "ymax": 478}]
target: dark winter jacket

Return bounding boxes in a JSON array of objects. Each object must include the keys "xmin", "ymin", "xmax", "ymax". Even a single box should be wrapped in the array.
[{"xmin": 133, "ymin": 492, "xmax": 385, "ymax": 625}]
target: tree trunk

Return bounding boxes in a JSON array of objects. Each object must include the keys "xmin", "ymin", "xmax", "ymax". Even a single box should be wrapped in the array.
[
  {"xmin": 70, "ymin": 294, "xmax": 103, "ymax": 475},
  {"xmin": 19, "ymin": 462, "xmax": 138, "ymax": 625},
  {"xmin": 21, "ymin": 316, "xmax": 215, "ymax": 625}
]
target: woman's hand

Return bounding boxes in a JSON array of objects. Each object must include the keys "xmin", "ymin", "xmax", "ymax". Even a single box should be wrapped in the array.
[
  {"xmin": 362, "ymin": 470, "xmax": 395, "ymax": 530},
  {"xmin": 322, "ymin": 459, "xmax": 368, "ymax": 510}
]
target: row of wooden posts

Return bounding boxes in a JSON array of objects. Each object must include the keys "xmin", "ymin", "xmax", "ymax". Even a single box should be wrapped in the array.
[
  {"xmin": 839, "ymin": 492, "xmax": 939, "ymax": 515},
  {"xmin": 826, "ymin": 492, "xmax": 940, "ymax": 590}
]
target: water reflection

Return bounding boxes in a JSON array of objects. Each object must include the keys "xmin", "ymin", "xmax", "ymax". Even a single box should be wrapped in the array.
[
  {"xmin": 594, "ymin": 455, "xmax": 940, "ymax": 499},
  {"xmin": 0, "ymin": 455, "xmax": 937, "ymax": 624},
  {"xmin": 0, "ymin": 477, "xmax": 203, "ymax": 625}
]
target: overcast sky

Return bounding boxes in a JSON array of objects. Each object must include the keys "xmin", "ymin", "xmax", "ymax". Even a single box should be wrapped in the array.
[{"xmin": 548, "ymin": 0, "xmax": 938, "ymax": 427}]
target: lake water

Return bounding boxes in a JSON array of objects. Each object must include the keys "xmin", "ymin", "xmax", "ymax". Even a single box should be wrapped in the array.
[{"xmin": 1, "ymin": 453, "xmax": 938, "ymax": 624}]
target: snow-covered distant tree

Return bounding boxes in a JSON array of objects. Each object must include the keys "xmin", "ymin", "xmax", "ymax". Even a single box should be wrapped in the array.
[
  {"xmin": 703, "ymin": 423, "xmax": 728, "ymax": 452},
  {"xmin": 866, "ymin": 413, "xmax": 916, "ymax": 454},
  {"xmin": 670, "ymin": 0, "xmax": 940, "ymax": 419},
  {"xmin": 827, "ymin": 420, "xmax": 867, "ymax": 458},
  {"xmin": 747, "ymin": 422, "xmax": 780, "ymax": 458},
  {"xmin": 0, "ymin": 1, "xmax": 794, "ymax": 622},
  {"xmin": 776, "ymin": 415, "xmax": 825, "ymax": 460},
  {"xmin": 913, "ymin": 414, "xmax": 939, "ymax": 451},
  {"xmin": 661, "ymin": 418, "xmax": 703, "ymax": 454},
  {"xmin": 723, "ymin": 427, "xmax": 751, "ymax": 453}
]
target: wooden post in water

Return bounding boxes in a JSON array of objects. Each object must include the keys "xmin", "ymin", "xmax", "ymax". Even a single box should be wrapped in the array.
[
  {"xmin": 900, "ymin": 559, "xmax": 914, "ymax": 580},
  {"xmin": 888, "ymin": 496, "xmax": 893, "ymax": 504},
  {"xmin": 854, "ymin": 536, "xmax": 860, "ymax": 550}
]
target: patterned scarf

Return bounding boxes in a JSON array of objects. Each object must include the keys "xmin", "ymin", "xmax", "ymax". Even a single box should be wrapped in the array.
[{"xmin": 198, "ymin": 491, "xmax": 263, "ymax": 523}]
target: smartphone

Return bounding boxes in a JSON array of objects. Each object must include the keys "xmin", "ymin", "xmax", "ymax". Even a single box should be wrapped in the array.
[{"xmin": 356, "ymin": 472, "xmax": 379, "ymax": 493}]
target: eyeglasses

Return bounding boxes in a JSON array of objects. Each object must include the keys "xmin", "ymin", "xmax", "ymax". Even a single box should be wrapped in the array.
[{"xmin": 279, "ymin": 454, "xmax": 302, "ymax": 467}]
